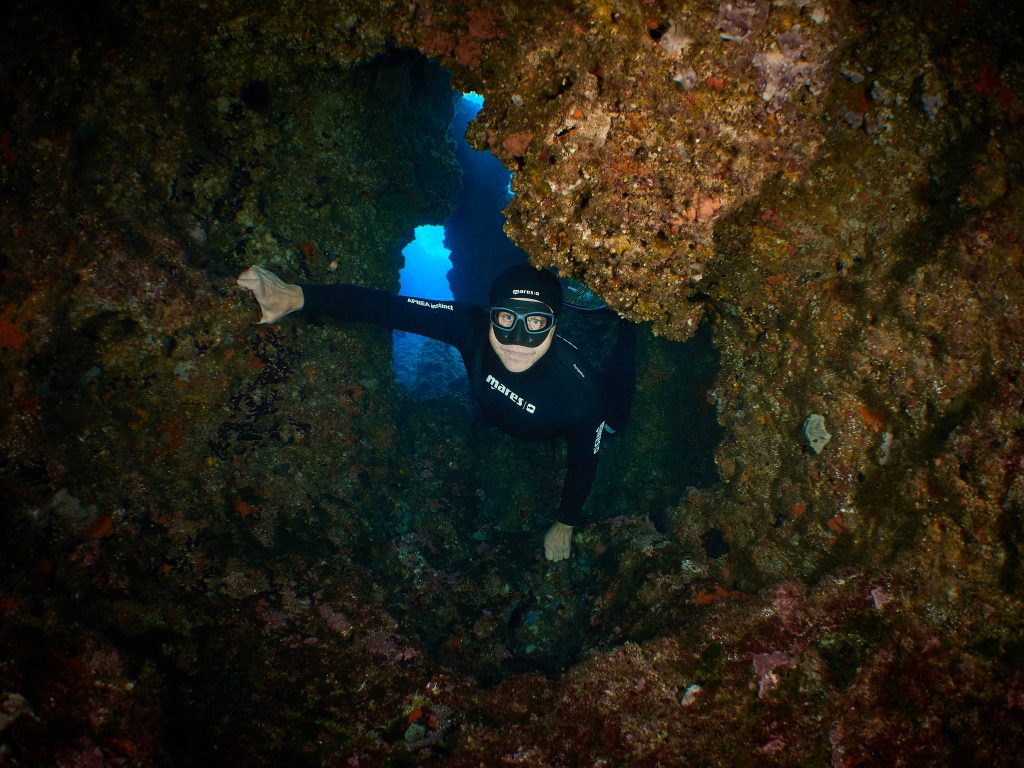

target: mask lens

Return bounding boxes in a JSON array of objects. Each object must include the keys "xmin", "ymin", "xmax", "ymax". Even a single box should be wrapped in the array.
[
  {"xmin": 492, "ymin": 309, "xmax": 517, "ymax": 329},
  {"xmin": 490, "ymin": 307, "xmax": 554, "ymax": 335},
  {"xmin": 524, "ymin": 313, "xmax": 551, "ymax": 332}
]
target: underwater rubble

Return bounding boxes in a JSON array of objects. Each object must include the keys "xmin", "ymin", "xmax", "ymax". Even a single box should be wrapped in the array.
[{"xmin": 1, "ymin": 0, "xmax": 1023, "ymax": 765}]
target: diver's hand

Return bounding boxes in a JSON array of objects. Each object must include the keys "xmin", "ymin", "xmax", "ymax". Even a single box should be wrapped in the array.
[
  {"xmin": 236, "ymin": 265, "xmax": 304, "ymax": 324},
  {"xmin": 544, "ymin": 522, "xmax": 573, "ymax": 562}
]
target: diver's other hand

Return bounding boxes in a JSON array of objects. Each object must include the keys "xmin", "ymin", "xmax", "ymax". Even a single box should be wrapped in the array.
[
  {"xmin": 544, "ymin": 522, "xmax": 573, "ymax": 562},
  {"xmin": 236, "ymin": 265, "xmax": 304, "ymax": 324}
]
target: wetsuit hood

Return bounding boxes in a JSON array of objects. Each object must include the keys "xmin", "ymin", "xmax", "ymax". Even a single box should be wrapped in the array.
[{"xmin": 489, "ymin": 265, "xmax": 563, "ymax": 315}]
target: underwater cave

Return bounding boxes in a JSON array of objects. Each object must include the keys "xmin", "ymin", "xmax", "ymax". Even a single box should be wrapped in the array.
[{"xmin": 2, "ymin": 1, "xmax": 1023, "ymax": 766}]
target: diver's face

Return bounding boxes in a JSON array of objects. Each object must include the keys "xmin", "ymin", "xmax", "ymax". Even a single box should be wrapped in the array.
[{"xmin": 488, "ymin": 298, "xmax": 556, "ymax": 373}]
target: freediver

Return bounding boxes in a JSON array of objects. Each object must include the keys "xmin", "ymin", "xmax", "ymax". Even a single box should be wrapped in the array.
[{"xmin": 237, "ymin": 263, "xmax": 635, "ymax": 562}]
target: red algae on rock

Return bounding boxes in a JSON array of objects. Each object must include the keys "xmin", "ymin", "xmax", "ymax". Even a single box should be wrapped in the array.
[{"xmin": 0, "ymin": 316, "xmax": 27, "ymax": 350}]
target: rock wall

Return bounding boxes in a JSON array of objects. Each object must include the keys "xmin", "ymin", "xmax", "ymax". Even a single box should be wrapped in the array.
[{"xmin": 1, "ymin": 0, "xmax": 1022, "ymax": 765}]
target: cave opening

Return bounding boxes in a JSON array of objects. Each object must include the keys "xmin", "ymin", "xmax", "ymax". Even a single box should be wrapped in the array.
[
  {"xmin": 373, "ymin": 57, "xmax": 723, "ymax": 678},
  {"xmin": 390, "ymin": 89, "xmax": 523, "ymax": 398}
]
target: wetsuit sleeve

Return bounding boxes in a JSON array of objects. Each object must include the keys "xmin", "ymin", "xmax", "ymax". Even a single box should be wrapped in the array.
[
  {"xmin": 300, "ymin": 283, "xmax": 473, "ymax": 348},
  {"xmin": 557, "ymin": 407, "xmax": 605, "ymax": 527}
]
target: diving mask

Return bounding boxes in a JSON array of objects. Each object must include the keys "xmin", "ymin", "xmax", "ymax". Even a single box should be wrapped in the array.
[{"xmin": 489, "ymin": 298, "xmax": 556, "ymax": 348}]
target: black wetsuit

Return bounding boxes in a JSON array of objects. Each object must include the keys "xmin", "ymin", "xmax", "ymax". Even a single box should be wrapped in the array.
[{"xmin": 302, "ymin": 284, "xmax": 606, "ymax": 526}]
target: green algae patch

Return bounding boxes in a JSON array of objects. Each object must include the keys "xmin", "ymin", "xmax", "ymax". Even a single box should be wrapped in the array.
[
  {"xmin": 817, "ymin": 612, "xmax": 886, "ymax": 691},
  {"xmin": 694, "ymin": 641, "xmax": 726, "ymax": 684}
]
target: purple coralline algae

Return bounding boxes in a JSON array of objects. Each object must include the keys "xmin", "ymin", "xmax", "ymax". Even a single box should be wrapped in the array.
[{"xmin": 716, "ymin": 1, "xmax": 765, "ymax": 41}]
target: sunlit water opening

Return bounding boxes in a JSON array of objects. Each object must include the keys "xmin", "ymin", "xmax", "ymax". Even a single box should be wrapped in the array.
[{"xmin": 397, "ymin": 224, "xmax": 453, "ymax": 299}]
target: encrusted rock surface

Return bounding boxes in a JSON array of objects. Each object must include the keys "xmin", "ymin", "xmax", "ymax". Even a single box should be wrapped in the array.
[{"xmin": 2, "ymin": 0, "xmax": 1022, "ymax": 765}]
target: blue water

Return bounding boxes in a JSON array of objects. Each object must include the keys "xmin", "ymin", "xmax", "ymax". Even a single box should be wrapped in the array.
[
  {"xmin": 392, "ymin": 225, "xmax": 460, "ymax": 395},
  {"xmin": 397, "ymin": 225, "xmax": 453, "ymax": 300},
  {"xmin": 392, "ymin": 92, "xmax": 490, "ymax": 394}
]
